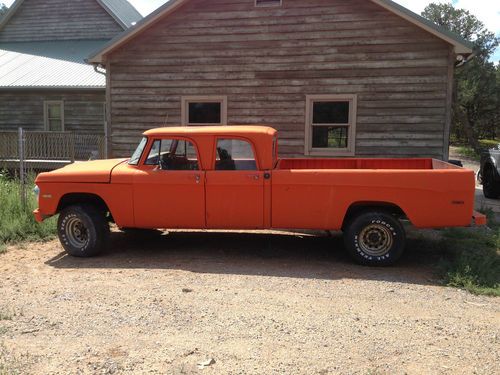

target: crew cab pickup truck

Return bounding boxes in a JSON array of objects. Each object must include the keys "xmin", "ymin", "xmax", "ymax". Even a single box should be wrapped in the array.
[{"xmin": 34, "ymin": 126, "xmax": 486, "ymax": 266}]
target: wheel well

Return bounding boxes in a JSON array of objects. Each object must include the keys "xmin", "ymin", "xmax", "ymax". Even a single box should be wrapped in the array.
[
  {"xmin": 342, "ymin": 202, "xmax": 407, "ymax": 230},
  {"xmin": 57, "ymin": 193, "xmax": 111, "ymax": 217}
]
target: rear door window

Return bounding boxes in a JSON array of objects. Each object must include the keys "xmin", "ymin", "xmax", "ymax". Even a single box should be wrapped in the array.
[{"xmin": 215, "ymin": 139, "xmax": 257, "ymax": 171}]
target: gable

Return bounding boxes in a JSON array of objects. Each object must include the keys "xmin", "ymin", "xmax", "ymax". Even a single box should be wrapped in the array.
[
  {"xmin": 0, "ymin": 0, "xmax": 125, "ymax": 42},
  {"xmin": 88, "ymin": 0, "xmax": 473, "ymax": 64}
]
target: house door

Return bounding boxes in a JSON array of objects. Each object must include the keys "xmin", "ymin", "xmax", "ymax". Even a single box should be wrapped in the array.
[
  {"xmin": 206, "ymin": 138, "xmax": 264, "ymax": 229},
  {"xmin": 133, "ymin": 138, "xmax": 205, "ymax": 229}
]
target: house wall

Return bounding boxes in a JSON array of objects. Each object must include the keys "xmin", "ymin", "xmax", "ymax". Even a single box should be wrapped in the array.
[
  {"xmin": 0, "ymin": 90, "xmax": 106, "ymax": 133},
  {"xmin": 107, "ymin": 0, "xmax": 452, "ymax": 159},
  {"xmin": 0, "ymin": 0, "xmax": 123, "ymax": 42}
]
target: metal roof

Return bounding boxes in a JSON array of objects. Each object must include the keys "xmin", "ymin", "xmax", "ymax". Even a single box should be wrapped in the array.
[
  {"xmin": 0, "ymin": 0, "xmax": 142, "ymax": 32},
  {"xmin": 88, "ymin": 0, "xmax": 474, "ymax": 64},
  {"xmin": 0, "ymin": 41, "xmax": 107, "ymax": 88},
  {"xmin": 97, "ymin": 0, "xmax": 142, "ymax": 28}
]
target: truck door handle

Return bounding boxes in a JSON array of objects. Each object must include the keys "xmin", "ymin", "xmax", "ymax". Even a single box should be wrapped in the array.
[
  {"xmin": 194, "ymin": 174, "xmax": 201, "ymax": 184},
  {"xmin": 247, "ymin": 174, "xmax": 260, "ymax": 180}
]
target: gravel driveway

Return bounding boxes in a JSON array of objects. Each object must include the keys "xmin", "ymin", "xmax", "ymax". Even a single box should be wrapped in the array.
[{"xmin": 1, "ymin": 230, "xmax": 499, "ymax": 374}]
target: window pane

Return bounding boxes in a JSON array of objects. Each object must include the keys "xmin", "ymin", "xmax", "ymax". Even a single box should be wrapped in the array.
[
  {"xmin": 48, "ymin": 104, "xmax": 61, "ymax": 119},
  {"xmin": 312, "ymin": 126, "xmax": 348, "ymax": 149},
  {"xmin": 145, "ymin": 139, "xmax": 199, "ymax": 170},
  {"xmin": 145, "ymin": 140, "xmax": 161, "ymax": 165},
  {"xmin": 129, "ymin": 137, "xmax": 147, "ymax": 165},
  {"xmin": 215, "ymin": 139, "xmax": 257, "ymax": 171},
  {"xmin": 48, "ymin": 119, "xmax": 62, "ymax": 131},
  {"xmin": 313, "ymin": 101, "xmax": 349, "ymax": 124},
  {"xmin": 188, "ymin": 102, "xmax": 221, "ymax": 124}
]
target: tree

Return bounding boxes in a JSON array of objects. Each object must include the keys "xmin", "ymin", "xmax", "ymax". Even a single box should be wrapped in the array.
[
  {"xmin": 422, "ymin": 3, "xmax": 499, "ymax": 151},
  {"xmin": 0, "ymin": 3, "xmax": 7, "ymax": 18}
]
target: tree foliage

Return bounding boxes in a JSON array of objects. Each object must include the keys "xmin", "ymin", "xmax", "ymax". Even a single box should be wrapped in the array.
[
  {"xmin": 422, "ymin": 3, "xmax": 499, "ymax": 150},
  {"xmin": 0, "ymin": 3, "xmax": 7, "ymax": 18}
]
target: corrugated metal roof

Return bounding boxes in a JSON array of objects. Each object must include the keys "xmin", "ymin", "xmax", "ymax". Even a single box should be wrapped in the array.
[
  {"xmin": 0, "ymin": 41, "xmax": 107, "ymax": 88},
  {"xmin": 97, "ymin": 0, "xmax": 143, "ymax": 28}
]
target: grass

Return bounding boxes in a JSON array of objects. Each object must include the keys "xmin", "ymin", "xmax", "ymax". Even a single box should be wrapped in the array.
[
  {"xmin": 0, "ymin": 173, "xmax": 56, "ymax": 252},
  {"xmin": 0, "ymin": 311, "xmax": 11, "ymax": 322},
  {"xmin": 454, "ymin": 139, "xmax": 499, "ymax": 161},
  {"xmin": 437, "ymin": 212, "xmax": 500, "ymax": 297},
  {"xmin": 0, "ymin": 344, "xmax": 30, "ymax": 375}
]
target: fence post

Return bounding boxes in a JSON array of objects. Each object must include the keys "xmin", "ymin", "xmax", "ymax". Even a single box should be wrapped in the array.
[{"xmin": 18, "ymin": 127, "xmax": 26, "ymax": 208}]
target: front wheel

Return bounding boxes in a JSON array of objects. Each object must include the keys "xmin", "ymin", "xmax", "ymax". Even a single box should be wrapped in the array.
[
  {"xmin": 57, "ymin": 205, "xmax": 109, "ymax": 257},
  {"xmin": 343, "ymin": 211, "xmax": 406, "ymax": 266}
]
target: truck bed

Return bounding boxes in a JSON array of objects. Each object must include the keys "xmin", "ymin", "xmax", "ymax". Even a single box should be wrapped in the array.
[
  {"xmin": 271, "ymin": 158, "xmax": 474, "ymax": 230},
  {"xmin": 277, "ymin": 158, "xmax": 459, "ymax": 170}
]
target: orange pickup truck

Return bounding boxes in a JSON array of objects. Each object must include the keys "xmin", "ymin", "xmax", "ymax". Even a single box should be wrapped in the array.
[{"xmin": 34, "ymin": 126, "xmax": 486, "ymax": 266}]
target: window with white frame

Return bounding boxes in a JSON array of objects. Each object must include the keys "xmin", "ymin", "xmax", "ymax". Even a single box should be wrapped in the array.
[
  {"xmin": 181, "ymin": 96, "xmax": 227, "ymax": 126},
  {"xmin": 44, "ymin": 101, "xmax": 64, "ymax": 131},
  {"xmin": 305, "ymin": 95, "xmax": 357, "ymax": 156}
]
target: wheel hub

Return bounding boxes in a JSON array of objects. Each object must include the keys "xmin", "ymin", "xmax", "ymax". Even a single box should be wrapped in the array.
[
  {"xmin": 359, "ymin": 224, "xmax": 393, "ymax": 256},
  {"xmin": 65, "ymin": 217, "xmax": 89, "ymax": 249}
]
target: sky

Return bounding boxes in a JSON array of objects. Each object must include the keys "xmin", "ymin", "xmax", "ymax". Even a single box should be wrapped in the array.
[{"xmin": 3, "ymin": 0, "xmax": 499, "ymax": 61}]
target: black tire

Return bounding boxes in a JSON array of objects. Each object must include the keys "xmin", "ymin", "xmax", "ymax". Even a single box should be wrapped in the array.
[
  {"xmin": 343, "ymin": 211, "xmax": 406, "ymax": 266},
  {"xmin": 57, "ymin": 205, "xmax": 109, "ymax": 257},
  {"xmin": 482, "ymin": 165, "xmax": 500, "ymax": 199}
]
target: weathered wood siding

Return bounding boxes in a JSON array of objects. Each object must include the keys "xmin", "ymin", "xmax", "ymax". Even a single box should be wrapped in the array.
[
  {"xmin": 107, "ymin": 0, "xmax": 452, "ymax": 159},
  {"xmin": 0, "ymin": 91, "xmax": 105, "ymax": 133},
  {"xmin": 0, "ymin": 0, "xmax": 123, "ymax": 42}
]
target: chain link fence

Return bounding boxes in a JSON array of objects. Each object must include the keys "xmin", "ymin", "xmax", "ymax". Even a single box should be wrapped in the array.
[{"xmin": 0, "ymin": 128, "xmax": 106, "ymax": 205}]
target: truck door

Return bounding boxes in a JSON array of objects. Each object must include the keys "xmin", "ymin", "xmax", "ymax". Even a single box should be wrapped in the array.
[
  {"xmin": 133, "ymin": 138, "xmax": 205, "ymax": 229},
  {"xmin": 206, "ymin": 138, "xmax": 265, "ymax": 229}
]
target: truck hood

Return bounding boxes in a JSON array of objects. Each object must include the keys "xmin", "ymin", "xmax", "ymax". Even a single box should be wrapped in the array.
[{"xmin": 36, "ymin": 158, "xmax": 128, "ymax": 183}]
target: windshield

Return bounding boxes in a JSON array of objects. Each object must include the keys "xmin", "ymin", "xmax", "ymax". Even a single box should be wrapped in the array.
[{"xmin": 129, "ymin": 137, "xmax": 147, "ymax": 165}]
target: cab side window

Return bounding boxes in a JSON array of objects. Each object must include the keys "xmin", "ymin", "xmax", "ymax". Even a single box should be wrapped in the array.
[
  {"xmin": 145, "ymin": 139, "xmax": 199, "ymax": 170},
  {"xmin": 215, "ymin": 139, "xmax": 257, "ymax": 171}
]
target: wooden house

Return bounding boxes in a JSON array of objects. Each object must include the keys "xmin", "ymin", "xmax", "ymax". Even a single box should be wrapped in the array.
[
  {"xmin": 0, "ymin": 0, "xmax": 141, "ymax": 142},
  {"xmin": 89, "ymin": 0, "xmax": 473, "ymax": 160}
]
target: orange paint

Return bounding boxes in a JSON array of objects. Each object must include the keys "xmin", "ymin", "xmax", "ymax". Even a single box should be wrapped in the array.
[{"xmin": 34, "ymin": 126, "xmax": 484, "ymax": 230}]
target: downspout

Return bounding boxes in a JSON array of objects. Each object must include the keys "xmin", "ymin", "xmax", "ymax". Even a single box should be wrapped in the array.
[
  {"xmin": 454, "ymin": 51, "xmax": 476, "ymax": 68},
  {"xmin": 93, "ymin": 63, "xmax": 106, "ymax": 76},
  {"xmin": 92, "ymin": 63, "xmax": 109, "ymax": 158}
]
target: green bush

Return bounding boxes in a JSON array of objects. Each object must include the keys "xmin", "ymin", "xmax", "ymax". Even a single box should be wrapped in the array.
[
  {"xmin": 0, "ymin": 173, "xmax": 56, "ymax": 250},
  {"xmin": 455, "ymin": 139, "xmax": 500, "ymax": 161}
]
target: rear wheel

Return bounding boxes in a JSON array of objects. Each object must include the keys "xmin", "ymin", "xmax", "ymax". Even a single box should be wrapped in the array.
[
  {"xmin": 343, "ymin": 211, "xmax": 406, "ymax": 266},
  {"xmin": 57, "ymin": 205, "xmax": 109, "ymax": 257},
  {"xmin": 483, "ymin": 165, "xmax": 500, "ymax": 199}
]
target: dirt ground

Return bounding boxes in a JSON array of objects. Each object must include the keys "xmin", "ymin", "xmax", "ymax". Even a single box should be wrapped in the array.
[{"xmin": 0, "ymin": 229, "xmax": 499, "ymax": 375}]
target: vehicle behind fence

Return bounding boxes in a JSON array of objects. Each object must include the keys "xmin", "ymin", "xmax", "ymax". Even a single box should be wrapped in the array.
[{"xmin": 0, "ymin": 128, "xmax": 106, "ymax": 205}]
